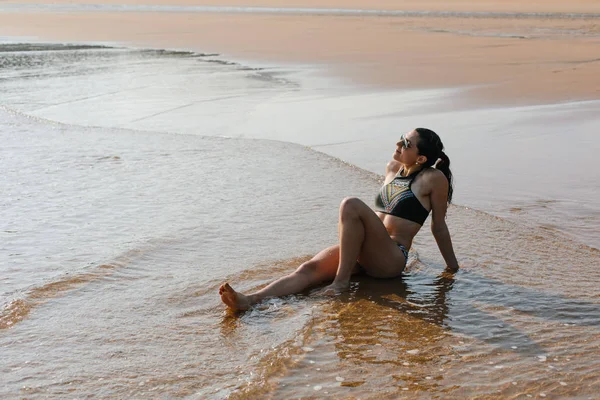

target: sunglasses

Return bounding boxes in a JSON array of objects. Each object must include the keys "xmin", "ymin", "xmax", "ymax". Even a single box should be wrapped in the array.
[{"xmin": 399, "ymin": 135, "xmax": 412, "ymax": 149}]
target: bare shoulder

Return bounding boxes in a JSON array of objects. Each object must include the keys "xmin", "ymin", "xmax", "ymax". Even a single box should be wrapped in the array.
[
  {"xmin": 386, "ymin": 160, "xmax": 402, "ymax": 175},
  {"xmin": 421, "ymin": 168, "xmax": 448, "ymax": 190}
]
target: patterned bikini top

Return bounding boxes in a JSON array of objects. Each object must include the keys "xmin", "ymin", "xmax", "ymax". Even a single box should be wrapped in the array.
[{"xmin": 374, "ymin": 170, "xmax": 430, "ymax": 225}]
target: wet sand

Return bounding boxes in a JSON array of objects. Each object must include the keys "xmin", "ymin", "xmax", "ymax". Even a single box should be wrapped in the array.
[
  {"xmin": 1, "ymin": 5, "xmax": 600, "ymax": 398},
  {"xmin": 1, "ymin": 0, "xmax": 599, "ymax": 106}
]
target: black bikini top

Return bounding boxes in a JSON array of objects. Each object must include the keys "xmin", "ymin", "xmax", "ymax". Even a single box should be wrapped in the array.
[{"xmin": 374, "ymin": 169, "xmax": 430, "ymax": 225}]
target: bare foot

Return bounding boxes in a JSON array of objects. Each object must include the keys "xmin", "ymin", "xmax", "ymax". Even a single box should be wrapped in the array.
[
  {"xmin": 219, "ymin": 283, "xmax": 252, "ymax": 311},
  {"xmin": 315, "ymin": 281, "xmax": 350, "ymax": 296}
]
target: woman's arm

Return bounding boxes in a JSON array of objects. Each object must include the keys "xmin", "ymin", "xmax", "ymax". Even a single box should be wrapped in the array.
[{"xmin": 429, "ymin": 171, "xmax": 459, "ymax": 272}]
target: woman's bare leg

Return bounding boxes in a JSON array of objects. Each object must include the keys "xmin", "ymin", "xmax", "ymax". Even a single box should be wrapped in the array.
[
  {"xmin": 319, "ymin": 197, "xmax": 406, "ymax": 295},
  {"xmin": 220, "ymin": 197, "xmax": 406, "ymax": 309},
  {"xmin": 219, "ymin": 245, "xmax": 345, "ymax": 311}
]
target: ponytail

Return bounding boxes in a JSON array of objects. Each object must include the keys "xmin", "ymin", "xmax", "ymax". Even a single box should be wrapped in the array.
[
  {"xmin": 435, "ymin": 151, "xmax": 453, "ymax": 203},
  {"xmin": 414, "ymin": 128, "xmax": 454, "ymax": 203}
]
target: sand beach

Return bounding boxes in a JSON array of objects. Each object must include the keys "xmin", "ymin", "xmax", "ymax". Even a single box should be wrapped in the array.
[{"xmin": 1, "ymin": 1, "xmax": 599, "ymax": 398}]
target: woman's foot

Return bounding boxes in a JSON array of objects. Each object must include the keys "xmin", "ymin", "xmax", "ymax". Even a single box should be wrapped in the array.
[
  {"xmin": 219, "ymin": 283, "xmax": 252, "ymax": 311},
  {"xmin": 315, "ymin": 281, "xmax": 350, "ymax": 296}
]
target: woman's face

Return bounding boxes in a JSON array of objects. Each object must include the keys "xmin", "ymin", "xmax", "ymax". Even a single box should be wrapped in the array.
[{"xmin": 393, "ymin": 130, "xmax": 420, "ymax": 164}]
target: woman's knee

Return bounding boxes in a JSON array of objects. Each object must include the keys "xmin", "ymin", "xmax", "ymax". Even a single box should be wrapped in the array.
[
  {"xmin": 339, "ymin": 197, "xmax": 364, "ymax": 220},
  {"xmin": 295, "ymin": 260, "xmax": 319, "ymax": 277},
  {"xmin": 294, "ymin": 260, "xmax": 329, "ymax": 283}
]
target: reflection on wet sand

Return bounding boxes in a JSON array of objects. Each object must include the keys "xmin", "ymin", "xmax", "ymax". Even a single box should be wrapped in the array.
[{"xmin": 226, "ymin": 264, "xmax": 600, "ymax": 398}]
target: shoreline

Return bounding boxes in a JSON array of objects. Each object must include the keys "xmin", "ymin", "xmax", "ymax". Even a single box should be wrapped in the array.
[
  {"xmin": 2, "ymin": 41, "xmax": 599, "ymax": 250},
  {"xmin": 1, "ymin": 3, "xmax": 599, "ymax": 250},
  {"xmin": 0, "ymin": 3, "xmax": 599, "ymax": 107}
]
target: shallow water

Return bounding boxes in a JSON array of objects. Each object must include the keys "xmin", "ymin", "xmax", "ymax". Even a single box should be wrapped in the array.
[{"xmin": 1, "ymin": 44, "xmax": 599, "ymax": 399}]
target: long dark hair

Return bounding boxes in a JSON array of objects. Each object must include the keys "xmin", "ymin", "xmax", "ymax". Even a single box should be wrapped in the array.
[{"xmin": 415, "ymin": 127, "xmax": 453, "ymax": 203}]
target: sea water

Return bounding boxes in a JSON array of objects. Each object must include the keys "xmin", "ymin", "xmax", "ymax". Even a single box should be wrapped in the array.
[{"xmin": 1, "ymin": 44, "xmax": 599, "ymax": 399}]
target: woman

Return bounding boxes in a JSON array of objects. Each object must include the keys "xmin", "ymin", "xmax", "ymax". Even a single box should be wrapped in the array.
[{"xmin": 220, "ymin": 128, "xmax": 459, "ymax": 311}]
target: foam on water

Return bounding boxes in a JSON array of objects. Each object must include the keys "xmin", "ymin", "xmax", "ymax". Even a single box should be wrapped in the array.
[
  {"xmin": 1, "ymin": 44, "xmax": 598, "ymax": 248},
  {"xmin": 0, "ymin": 105, "xmax": 381, "ymax": 397}
]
